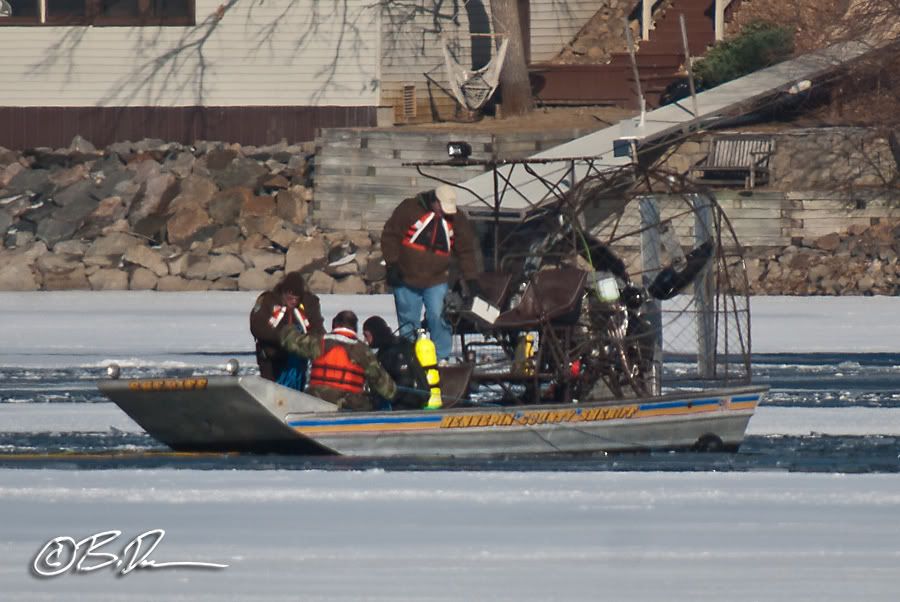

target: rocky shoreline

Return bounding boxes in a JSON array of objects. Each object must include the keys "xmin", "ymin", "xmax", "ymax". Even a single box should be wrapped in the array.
[{"xmin": 1, "ymin": 138, "xmax": 897, "ymax": 296}]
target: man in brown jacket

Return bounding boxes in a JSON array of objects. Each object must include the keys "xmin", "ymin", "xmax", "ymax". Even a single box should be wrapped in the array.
[
  {"xmin": 250, "ymin": 271, "xmax": 325, "ymax": 388},
  {"xmin": 381, "ymin": 185, "xmax": 480, "ymax": 361}
]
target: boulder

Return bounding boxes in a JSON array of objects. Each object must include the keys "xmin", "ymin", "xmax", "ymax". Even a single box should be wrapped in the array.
[
  {"xmin": 88, "ymin": 268, "xmax": 129, "ymax": 290},
  {"xmin": 184, "ymin": 254, "xmax": 212, "ymax": 280},
  {"xmin": 87, "ymin": 232, "xmax": 145, "ymax": 256},
  {"xmin": 167, "ymin": 206, "xmax": 213, "ymax": 248},
  {"xmin": 189, "ymin": 239, "xmax": 213, "ymax": 254},
  {"xmin": 246, "ymin": 249, "xmax": 285, "ymax": 272},
  {"xmin": 285, "ymin": 237, "xmax": 326, "ymax": 273},
  {"xmin": 209, "ymin": 277, "xmax": 239, "ymax": 290},
  {"xmin": 211, "ymin": 226, "xmax": 242, "ymax": 250},
  {"xmin": 167, "ymin": 253, "xmax": 189, "ymax": 277},
  {"xmin": 241, "ymin": 195, "xmax": 276, "ymax": 218},
  {"xmin": 238, "ymin": 269, "xmax": 278, "ymax": 291},
  {"xmin": 261, "ymin": 174, "xmax": 290, "ymax": 190},
  {"xmin": 364, "ymin": 253, "xmax": 386, "ymax": 282},
  {"xmin": 0, "ymin": 208, "xmax": 12, "ymax": 235},
  {"xmin": 157, "ymin": 275, "xmax": 210, "ymax": 292},
  {"xmin": 0, "ymin": 162, "xmax": 26, "ymax": 187},
  {"xmin": 128, "ymin": 156, "xmax": 161, "ymax": 184},
  {"xmin": 275, "ymin": 187, "xmax": 307, "ymax": 224},
  {"xmin": 306, "ymin": 270, "xmax": 335, "ymax": 294},
  {"xmin": 241, "ymin": 233, "xmax": 272, "ymax": 252},
  {"xmin": 7, "ymin": 168, "xmax": 53, "ymax": 196},
  {"xmin": 131, "ymin": 214, "xmax": 168, "ymax": 244},
  {"xmin": 257, "ymin": 217, "xmax": 301, "ymax": 249},
  {"xmin": 344, "ymin": 230, "xmax": 374, "ymax": 250},
  {"xmin": 4, "ymin": 231, "xmax": 33, "ymax": 250},
  {"xmin": 332, "ymin": 274, "xmax": 366, "ymax": 294},
  {"xmin": 89, "ymin": 195, "xmax": 129, "ymax": 222},
  {"xmin": 211, "ymin": 156, "xmax": 267, "ymax": 190},
  {"xmin": 205, "ymin": 148, "xmax": 237, "ymax": 170},
  {"xmin": 84, "ymin": 253, "xmax": 121, "ymax": 269},
  {"xmin": 36, "ymin": 218, "xmax": 80, "ymax": 249},
  {"xmin": 163, "ymin": 151, "xmax": 196, "ymax": 178},
  {"xmin": 37, "ymin": 257, "xmax": 89, "ymax": 290},
  {"xmin": 857, "ymin": 274, "xmax": 875, "ymax": 293},
  {"xmin": 53, "ymin": 239, "xmax": 88, "ymax": 256},
  {"xmin": 326, "ymin": 260, "xmax": 359, "ymax": 277},
  {"xmin": 48, "ymin": 164, "xmax": 90, "ymax": 189},
  {"xmin": 0, "ymin": 259, "xmax": 39, "ymax": 290},
  {"xmin": 167, "ymin": 174, "xmax": 218, "ymax": 213},
  {"xmin": 236, "ymin": 215, "xmax": 270, "ymax": 238},
  {"xmin": 205, "ymin": 253, "xmax": 247, "ymax": 280},
  {"xmin": 69, "ymin": 135, "xmax": 97, "ymax": 154},
  {"xmin": 814, "ymin": 232, "xmax": 841, "ymax": 252},
  {"xmin": 807, "ymin": 263, "xmax": 831, "ymax": 283},
  {"xmin": 209, "ymin": 187, "xmax": 252, "ymax": 225},
  {"xmin": 123, "ymin": 245, "xmax": 169, "ymax": 277},
  {"xmin": 128, "ymin": 171, "xmax": 178, "ymax": 225},
  {"xmin": 129, "ymin": 267, "xmax": 158, "ymax": 290}
]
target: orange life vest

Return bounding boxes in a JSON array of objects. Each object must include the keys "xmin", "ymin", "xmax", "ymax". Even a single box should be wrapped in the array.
[
  {"xmin": 309, "ymin": 328, "xmax": 366, "ymax": 393},
  {"xmin": 402, "ymin": 211, "xmax": 454, "ymax": 256}
]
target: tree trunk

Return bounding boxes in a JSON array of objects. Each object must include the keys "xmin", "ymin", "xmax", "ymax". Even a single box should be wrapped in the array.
[{"xmin": 490, "ymin": 0, "xmax": 534, "ymax": 116}]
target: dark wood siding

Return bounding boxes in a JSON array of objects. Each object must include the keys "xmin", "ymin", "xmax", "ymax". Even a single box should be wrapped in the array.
[{"xmin": 0, "ymin": 106, "xmax": 377, "ymax": 149}]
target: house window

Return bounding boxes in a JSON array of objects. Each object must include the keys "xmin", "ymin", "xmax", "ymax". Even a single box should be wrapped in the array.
[{"xmin": 0, "ymin": 0, "xmax": 193, "ymax": 25}]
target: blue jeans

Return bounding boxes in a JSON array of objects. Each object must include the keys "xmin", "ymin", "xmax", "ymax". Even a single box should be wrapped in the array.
[{"xmin": 393, "ymin": 282, "xmax": 452, "ymax": 360}]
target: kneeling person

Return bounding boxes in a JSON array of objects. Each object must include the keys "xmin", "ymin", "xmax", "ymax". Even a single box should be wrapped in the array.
[
  {"xmin": 363, "ymin": 316, "xmax": 429, "ymax": 411},
  {"xmin": 306, "ymin": 311, "xmax": 397, "ymax": 411}
]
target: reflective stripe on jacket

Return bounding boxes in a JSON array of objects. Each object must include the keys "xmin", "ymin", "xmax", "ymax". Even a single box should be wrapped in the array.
[
  {"xmin": 267, "ymin": 304, "xmax": 311, "ymax": 333},
  {"xmin": 309, "ymin": 329, "xmax": 366, "ymax": 393},
  {"xmin": 402, "ymin": 211, "xmax": 454, "ymax": 256}
]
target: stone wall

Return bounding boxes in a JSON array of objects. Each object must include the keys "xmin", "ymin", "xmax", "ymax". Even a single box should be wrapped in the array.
[
  {"xmin": 745, "ymin": 223, "xmax": 899, "ymax": 295},
  {"xmin": 0, "ymin": 137, "xmax": 382, "ymax": 294},
  {"xmin": 1, "ymin": 129, "xmax": 898, "ymax": 296}
]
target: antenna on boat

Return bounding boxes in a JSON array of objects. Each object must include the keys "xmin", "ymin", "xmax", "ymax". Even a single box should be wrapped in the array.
[
  {"xmin": 679, "ymin": 13, "xmax": 700, "ymax": 119},
  {"xmin": 624, "ymin": 18, "xmax": 646, "ymax": 127}
]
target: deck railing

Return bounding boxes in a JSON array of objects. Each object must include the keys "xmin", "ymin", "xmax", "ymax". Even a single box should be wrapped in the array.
[{"xmin": 640, "ymin": 0, "xmax": 733, "ymax": 41}]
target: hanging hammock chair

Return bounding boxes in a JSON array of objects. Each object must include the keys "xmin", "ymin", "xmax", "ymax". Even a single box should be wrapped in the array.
[{"xmin": 441, "ymin": 34, "xmax": 509, "ymax": 111}]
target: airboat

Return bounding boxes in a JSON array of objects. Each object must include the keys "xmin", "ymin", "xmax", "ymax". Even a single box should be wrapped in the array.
[{"xmin": 99, "ymin": 153, "xmax": 767, "ymax": 457}]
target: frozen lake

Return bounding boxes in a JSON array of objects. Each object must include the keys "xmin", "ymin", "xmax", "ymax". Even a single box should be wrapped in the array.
[{"xmin": 0, "ymin": 292, "xmax": 899, "ymax": 600}]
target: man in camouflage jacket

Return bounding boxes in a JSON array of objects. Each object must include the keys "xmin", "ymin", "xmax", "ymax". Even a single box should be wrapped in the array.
[{"xmin": 293, "ymin": 310, "xmax": 397, "ymax": 411}]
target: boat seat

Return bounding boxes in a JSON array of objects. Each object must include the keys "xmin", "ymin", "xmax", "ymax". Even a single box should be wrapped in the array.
[
  {"xmin": 437, "ymin": 362, "xmax": 474, "ymax": 407},
  {"xmin": 454, "ymin": 272, "xmax": 515, "ymax": 332},
  {"xmin": 493, "ymin": 268, "xmax": 588, "ymax": 330},
  {"xmin": 475, "ymin": 271, "xmax": 515, "ymax": 308}
]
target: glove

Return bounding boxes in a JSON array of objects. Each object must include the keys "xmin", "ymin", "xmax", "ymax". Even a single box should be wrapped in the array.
[
  {"xmin": 465, "ymin": 279, "xmax": 483, "ymax": 300},
  {"xmin": 386, "ymin": 264, "xmax": 404, "ymax": 288}
]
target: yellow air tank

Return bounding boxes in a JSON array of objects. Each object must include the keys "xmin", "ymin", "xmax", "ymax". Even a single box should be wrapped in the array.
[{"xmin": 414, "ymin": 329, "xmax": 442, "ymax": 409}]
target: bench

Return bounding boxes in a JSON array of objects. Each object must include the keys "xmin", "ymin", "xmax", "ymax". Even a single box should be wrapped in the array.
[{"xmin": 693, "ymin": 134, "xmax": 775, "ymax": 189}]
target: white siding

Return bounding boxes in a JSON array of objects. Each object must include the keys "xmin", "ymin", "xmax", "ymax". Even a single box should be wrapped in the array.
[
  {"xmin": 379, "ymin": 0, "xmax": 494, "ymax": 121},
  {"xmin": 0, "ymin": 0, "xmax": 380, "ymax": 106},
  {"xmin": 529, "ymin": 0, "xmax": 604, "ymax": 62}
]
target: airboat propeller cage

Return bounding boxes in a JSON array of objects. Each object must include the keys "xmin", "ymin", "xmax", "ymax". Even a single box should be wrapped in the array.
[{"xmin": 406, "ymin": 153, "xmax": 754, "ymax": 397}]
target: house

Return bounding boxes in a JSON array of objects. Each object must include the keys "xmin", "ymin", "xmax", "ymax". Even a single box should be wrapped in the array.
[{"xmin": 0, "ymin": 0, "xmax": 600, "ymax": 149}]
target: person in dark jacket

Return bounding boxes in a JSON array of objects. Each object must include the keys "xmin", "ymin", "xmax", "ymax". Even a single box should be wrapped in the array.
[
  {"xmin": 306, "ymin": 311, "xmax": 397, "ymax": 411},
  {"xmin": 249, "ymin": 271, "xmax": 325, "ymax": 388},
  {"xmin": 381, "ymin": 185, "xmax": 481, "ymax": 362},
  {"xmin": 363, "ymin": 316, "xmax": 429, "ymax": 411}
]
